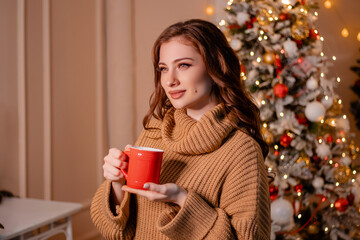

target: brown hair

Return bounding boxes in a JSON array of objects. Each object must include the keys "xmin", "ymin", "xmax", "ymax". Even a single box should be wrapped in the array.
[{"xmin": 143, "ymin": 19, "xmax": 269, "ymax": 158}]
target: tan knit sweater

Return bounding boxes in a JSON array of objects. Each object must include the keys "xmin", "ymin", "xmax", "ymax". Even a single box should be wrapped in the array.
[{"xmin": 90, "ymin": 104, "xmax": 271, "ymax": 240}]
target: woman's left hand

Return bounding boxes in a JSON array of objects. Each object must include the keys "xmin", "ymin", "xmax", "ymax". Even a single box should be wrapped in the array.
[{"xmin": 122, "ymin": 183, "xmax": 188, "ymax": 208}]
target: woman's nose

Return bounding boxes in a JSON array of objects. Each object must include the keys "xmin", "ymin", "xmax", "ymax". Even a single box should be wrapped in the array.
[{"xmin": 165, "ymin": 70, "xmax": 180, "ymax": 87}]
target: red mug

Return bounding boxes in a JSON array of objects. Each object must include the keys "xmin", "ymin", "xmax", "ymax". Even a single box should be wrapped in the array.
[{"xmin": 120, "ymin": 146, "xmax": 164, "ymax": 190}]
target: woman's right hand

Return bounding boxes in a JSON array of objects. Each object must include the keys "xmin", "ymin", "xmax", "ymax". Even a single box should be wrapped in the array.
[
  {"xmin": 103, "ymin": 145, "xmax": 131, "ymax": 205},
  {"xmin": 103, "ymin": 146, "xmax": 130, "ymax": 182}
]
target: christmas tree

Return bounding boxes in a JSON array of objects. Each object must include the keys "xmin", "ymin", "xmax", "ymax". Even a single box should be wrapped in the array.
[
  {"xmin": 219, "ymin": 0, "xmax": 360, "ymax": 239},
  {"xmin": 350, "ymin": 50, "xmax": 360, "ymax": 130}
]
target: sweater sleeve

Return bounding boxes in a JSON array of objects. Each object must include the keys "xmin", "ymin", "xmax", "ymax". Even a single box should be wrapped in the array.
[
  {"xmin": 90, "ymin": 181, "xmax": 136, "ymax": 240},
  {"xmin": 157, "ymin": 143, "xmax": 271, "ymax": 240}
]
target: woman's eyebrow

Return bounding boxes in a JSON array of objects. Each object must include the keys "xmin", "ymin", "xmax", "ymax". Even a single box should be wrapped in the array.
[{"xmin": 158, "ymin": 57, "xmax": 194, "ymax": 65}]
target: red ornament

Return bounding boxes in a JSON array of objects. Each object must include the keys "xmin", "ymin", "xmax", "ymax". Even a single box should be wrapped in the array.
[
  {"xmin": 228, "ymin": 24, "xmax": 241, "ymax": 30},
  {"xmin": 294, "ymin": 40, "xmax": 303, "ymax": 48},
  {"xmin": 251, "ymin": 17, "xmax": 257, "ymax": 23},
  {"xmin": 299, "ymin": 0, "xmax": 306, "ymax": 5},
  {"xmin": 280, "ymin": 134, "xmax": 292, "ymax": 147},
  {"xmin": 274, "ymin": 150, "xmax": 279, "ymax": 156},
  {"xmin": 274, "ymin": 83, "xmax": 288, "ymax": 98},
  {"xmin": 311, "ymin": 155, "xmax": 321, "ymax": 164},
  {"xmin": 295, "ymin": 113, "xmax": 308, "ymax": 126},
  {"xmin": 240, "ymin": 64, "xmax": 246, "ymax": 74},
  {"xmin": 279, "ymin": 12, "xmax": 290, "ymax": 21},
  {"xmin": 295, "ymin": 184, "xmax": 303, "ymax": 193},
  {"xmin": 334, "ymin": 198, "xmax": 349, "ymax": 212},
  {"xmin": 326, "ymin": 134, "xmax": 333, "ymax": 143},
  {"xmin": 309, "ymin": 29, "xmax": 320, "ymax": 40},
  {"xmin": 269, "ymin": 185, "xmax": 279, "ymax": 201},
  {"xmin": 347, "ymin": 193, "xmax": 355, "ymax": 206}
]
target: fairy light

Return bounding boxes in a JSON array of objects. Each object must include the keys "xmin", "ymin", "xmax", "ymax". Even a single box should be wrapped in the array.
[
  {"xmin": 268, "ymin": 10, "xmax": 273, "ymax": 14},
  {"xmin": 341, "ymin": 28, "xmax": 349, "ymax": 38},
  {"xmin": 227, "ymin": 0, "xmax": 233, "ymax": 6},
  {"xmin": 206, "ymin": 6, "xmax": 215, "ymax": 16},
  {"xmin": 298, "ymin": 214, "xmax": 302, "ymax": 219},
  {"xmin": 219, "ymin": 20, "xmax": 226, "ymax": 26},
  {"xmin": 357, "ymin": 32, "xmax": 360, "ymax": 42},
  {"xmin": 342, "ymin": 137, "xmax": 346, "ymax": 142},
  {"xmin": 261, "ymin": 100, "xmax": 266, "ymax": 105},
  {"xmin": 343, "ymin": 115, "xmax": 347, "ymax": 119},
  {"xmin": 256, "ymin": 57, "xmax": 261, "ymax": 63},
  {"xmin": 283, "ymin": 174, "xmax": 288, "ymax": 179},
  {"xmin": 314, "ymin": 29, "xmax": 319, "ymax": 34},
  {"xmin": 297, "ymin": 192, "xmax": 302, "ymax": 197},
  {"xmin": 274, "ymin": 17, "xmax": 278, "ymax": 21},
  {"xmin": 321, "ymin": 72, "xmax": 325, "ymax": 78},
  {"xmin": 331, "ymin": 119, "xmax": 336, "ymax": 126},
  {"xmin": 337, "ymin": 77, "xmax": 341, "ymax": 82},
  {"xmin": 353, "ymin": 170, "xmax": 357, "ymax": 174},
  {"xmin": 335, "ymin": 182, "xmax": 340, "ymax": 186},
  {"xmin": 318, "ymin": 139, "xmax": 323, "ymax": 144},
  {"xmin": 300, "ymin": 8, "xmax": 305, "ymax": 13},
  {"xmin": 325, "ymin": 95, "xmax": 329, "ymax": 100},
  {"xmin": 264, "ymin": 35, "xmax": 268, "ymax": 40},
  {"xmin": 320, "ymin": 119, "xmax": 324, "ymax": 124},
  {"xmin": 258, "ymin": 36, "xmax": 263, "ymax": 41},
  {"xmin": 241, "ymin": 72, "xmax": 245, "ymax": 77},
  {"xmin": 329, "ymin": 159, "xmax": 333, "ymax": 164},
  {"xmin": 259, "ymin": 30, "xmax": 264, "ymax": 35},
  {"xmin": 250, "ymin": 51, "xmax": 255, "ymax": 56},
  {"xmin": 256, "ymin": 80, "xmax": 260, "ymax": 85},
  {"xmin": 268, "ymin": 167, "xmax": 272, "ymax": 172},
  {"xmin": 342, "ymin": 152, "xmax": 346, "ymax": 157},
  {"xmin": 330, "ymin": 203, "xmax": 334, "ymax": 208},
  {"xmin": 287, "ymin": 5, "xmax": 292, "ymax": 10},
  {"xmin": 332, "ymin": 56, "xmax": 336, "ymax": 61},
  {"xmin": 324, "ymin": 0, "xmax": 332, "ymax": 8},
  {"xmin": 280, "ymin": 112, "xmax": 284, "ymax": 117},
  {"xmin": 324, "ymin": 227, "xmax": 329, "ymax": 232},
  {"xmin": 314, "ymin": 11, "xmax": 318, "ymax": 16},
  {"xmin": 280, "ymin": 155, "xmax": 285, "ymax": 160},
  {"xmin": 320, "ymin": 52, "xmax": 324, "ymax": 56},
  {"xmin": 269, "ymin": 17, "xmax": 274, "ymax": 22},
  {"xmin": 274, "ymin": 145, "xmax": 279, "ymax": 150},
  {"xmin": 338, "ymin": 99, "xmax": 342, "ymax": 104},
  {"xmin": 320, "ymin": 36, "xmax": 324, "ymax": 41},
  {"xmin": 352, "ymin": 179, "xmax": 356, "ymax": 183}
]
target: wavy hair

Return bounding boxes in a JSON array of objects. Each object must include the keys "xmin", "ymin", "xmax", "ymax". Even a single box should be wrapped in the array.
[{"xmin": 143, "ymin": 19, "xmax": 269, "ymax": 158}]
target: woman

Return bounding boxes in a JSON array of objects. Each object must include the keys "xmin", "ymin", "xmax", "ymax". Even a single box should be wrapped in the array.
[{"xmin": 91, "ymin": 19, "xmax": 271, "ymax": 240}]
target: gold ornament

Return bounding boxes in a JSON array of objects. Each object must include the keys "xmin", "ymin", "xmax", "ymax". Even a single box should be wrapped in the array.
[
  {"xmin": 263, "ymin": 52, "xmax": 275, "ymax": 64},
  {"xmin": 334, "ymin": 165, "xmax": 351, "ymax": 184},
  {"xmin": 307, "ymin": 223, "xmax": 320, "ymax": 234},
  {"xmin": 256, "ymin": 4, "xmax": 279, "ymax": 26},
  {"xmin": 349, "ymin": 140, "xmax": 359, "ymax": 160},
  {"xmin": 328, "ymin": 99, "xmax": 343, "ymax": 116},
  {"xmin": 296, "ymin": 153, "xmax": 310, "ymax": 167},
  {"xmin": 291, "ymin": 19, "xmax": 310, "ymax": 40},
  {"xmin": 261, "ymin": 126, "xmax": 274, "ymax": 145}
]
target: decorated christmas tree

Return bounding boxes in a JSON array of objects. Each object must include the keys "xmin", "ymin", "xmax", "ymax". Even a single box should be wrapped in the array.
[
  {"xmin": 350, "ymin": 50, "xmax": 360, "ymax": 130},
  {"xmin": 218, "ymin": 0, "xmax": 360, "ymax": 239}
]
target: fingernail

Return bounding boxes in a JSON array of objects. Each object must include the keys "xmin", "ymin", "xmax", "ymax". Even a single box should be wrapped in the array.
[{"xmin": 143, "ymin": 183, "xmax": 150, "ymax": 189}]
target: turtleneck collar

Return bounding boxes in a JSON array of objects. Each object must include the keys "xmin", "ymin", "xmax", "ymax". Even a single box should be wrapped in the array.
[{"xmin": 161, "ymin": 104, "xmax": 238, "ymax": 155}]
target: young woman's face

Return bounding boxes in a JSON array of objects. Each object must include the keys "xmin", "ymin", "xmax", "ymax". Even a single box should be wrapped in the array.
[{"xmin": 158, "ymin": 37, "xmax": 218, "ymax": 118}]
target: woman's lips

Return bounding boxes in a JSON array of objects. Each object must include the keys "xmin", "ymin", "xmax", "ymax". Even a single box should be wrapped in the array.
[{"xmin": 169, "ymin": 90, "xmax": 186, "ymax": 99}]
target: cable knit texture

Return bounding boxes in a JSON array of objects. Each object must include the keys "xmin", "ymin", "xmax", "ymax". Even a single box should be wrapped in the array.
[{"xmin": 90, "ymin": 104, "xmax": 271, "ymax": 240}]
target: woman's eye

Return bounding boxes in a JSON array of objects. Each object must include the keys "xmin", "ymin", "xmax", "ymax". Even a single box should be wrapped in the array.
[
  {"xmin": 157, "ymin": 66, "xmax": 168, "ymax": 72},
  {"xmin": 178, "ymin": 63, "xmax": 191, "ymax": 69}
]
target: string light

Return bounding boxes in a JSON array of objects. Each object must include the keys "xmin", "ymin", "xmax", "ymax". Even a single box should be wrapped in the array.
[
  {"xmin": 261, "ymin": 100, "xmax": 266, "ymax": 105},
  {"xmin": 274, "ymin": 145, "xmax": 279, "ymax": 150},
  {"xmin": 341, "ymin": 28, "xmax": 349, "ymax": 38},
  {"xmin": 320, "ymin": 36, "xmax": 324, "ymax": 41},
  {"xmin": 332, "ymin": 56, "xmax": 336, "ymax": 61},
  {"xmin": 283, "ymin": 174, "xmax": 288, "ymax": 179},
  {"xmin": 353, "ymin": 170, "xmax": 357, "ymax": 174},
  {"xmin": 324, "ymin": 0, "xmax": 332, "ymax": 8},
  {"xmin": 298, "ymin": 214, "xmax": 302, "ymax": 219},
  {"xmin": 205, "ymin": 6, "xmax": 214, "ymax": 16},
  {"xmin": 250, "ymin": 51, "xmax": 255, "ymax": 56},
  {"xmin": 255, "ymin": 80, "xmax": 260, "ymax": 85},
  {"xmin": 219, "ymin": 20, "xmax": 226, "ymax": 26},
  {"xmin": 337, "ymin": 77, "xmax": 341, "ymax": 82},
  {"xmin": 280, "ymin": 155, "xmax": 285, "ymax": 160},
  {"xmin": 343, "ymin": 115, "xmax": 347, "ymax": 119},
  {"xmin": 314, "ymin": 11, "xmax": 318, "ymax": 16},
  {"xmin": 338, "ymin": 99, "xmax": 342, "ymax": 104},
  {"xmin": 358, "ymin": 32, "xmax": 360, "ymax": 42},
  {"xmin": 335, "ymin": 182, "xmax": 340, "ymax": 186},
  {"xmin": 256, "ymin": 57, "xmax": 261, "ymax": 62},
  {"xmin": 280, "ymin": 112, "xmax": 284, "ymax": 117},
  {"xmin": 352, "ymin": 179, "xmax": 356, "ymax": 183},
  {"xmin": 320, "ymin": 52, "xmax": 324, "ymax": 57},
  {"xmin": 329, "ymin": 159, "xmax": 333, "ymax": 164}
]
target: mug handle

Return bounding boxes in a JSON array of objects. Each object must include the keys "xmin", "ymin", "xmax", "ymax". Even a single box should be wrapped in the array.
[{"xmin": 119, "ymin": 150, "xmax": 130, "ymax": 180}]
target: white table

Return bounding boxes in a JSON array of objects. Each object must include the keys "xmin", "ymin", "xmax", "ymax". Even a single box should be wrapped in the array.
[{"xmin": 0, "ymin": 197, "xmax": 82, "ymax": 240}]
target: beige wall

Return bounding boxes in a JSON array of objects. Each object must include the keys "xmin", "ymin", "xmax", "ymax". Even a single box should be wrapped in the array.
[{"xmin": 1, "ymin": 0, "xmax": 359, "ymax": 239}]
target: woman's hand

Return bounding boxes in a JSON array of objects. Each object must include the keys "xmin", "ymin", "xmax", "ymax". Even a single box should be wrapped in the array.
[
  {"xmin": 122, "ymin": 183, "xmax": 188, "ymax": 208},
  {"xmin": 103, "ymin": 145, "xmax": 131, "ymax": 205}
]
